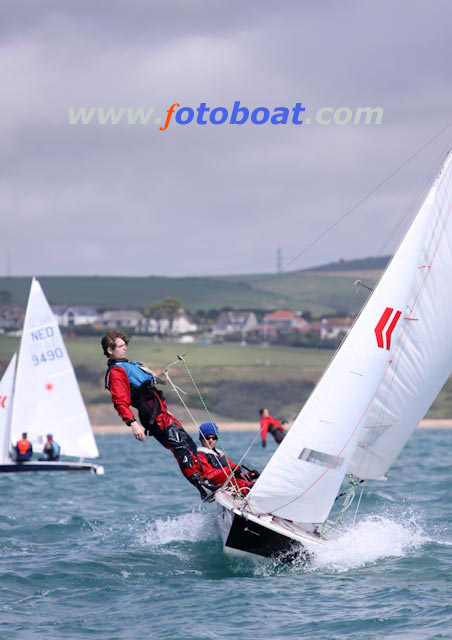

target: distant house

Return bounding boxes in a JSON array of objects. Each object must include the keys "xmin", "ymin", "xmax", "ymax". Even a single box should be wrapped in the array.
[
  {"xmin": 172, "ymin": 312, "xmax": 198, "ymax": 335},
  {"xmin": 51, "ymin": 305, "xmax": 98, "ymax": 327},
  {"xmin": 252, "ymin": 310, "xmax": 310, "ymax": 338},
  {"xmin": 212, "ymin": 311, "xmax": 257, "ymax": 336},
  {"xmin": 100, "ymin": 310, "xmax": 144, "ymax": 329},
  {"xmin": 0, "ymin": 305, "xmax": 25, "ymax": 332},
  {"xmin": 319, "ymin": 316, "xmax": 354, "ymax": 340},
  {"xmin": 137, "ymin": 310, "xmax": 197, "ymax": 335}
]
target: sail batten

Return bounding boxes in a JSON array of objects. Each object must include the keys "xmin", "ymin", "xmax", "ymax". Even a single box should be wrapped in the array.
[{"xmin": 248, "ymin": 152, "xmax": 452, "ymax": 523}]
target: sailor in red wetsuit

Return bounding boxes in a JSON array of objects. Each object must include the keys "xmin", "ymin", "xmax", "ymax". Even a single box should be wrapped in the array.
[
  {"xmin": 259, "ymin": 407, "xmax": 287, "ymax": 447},
  {"xmin": 196, "ymin": 422, "xmax": 259, "ymax": 495},
  {"xmin": 102, "ymin": 331, "xmax": 216, "ymax": 499}
]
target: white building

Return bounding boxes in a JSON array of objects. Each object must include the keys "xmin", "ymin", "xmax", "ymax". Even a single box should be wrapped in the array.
[
  {"xmin": 137, "ymin": 311, "xmax": 197, "ymax": 335},
  {"xmin": 100, "ymin": 310, "xmax": 144, "ymax": 328},
  {"xmin": 212, "ymin": 311, "xmax": 257, "ymax": 336},
  {"xmin": 51, "ymin": 305, "xmax": 98, "ymax": 327}
]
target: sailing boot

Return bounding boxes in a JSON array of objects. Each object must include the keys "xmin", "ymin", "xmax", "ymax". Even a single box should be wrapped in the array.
[{"xmin": 189, "ymin": 473, "xmax": 218, "ymax": 501}]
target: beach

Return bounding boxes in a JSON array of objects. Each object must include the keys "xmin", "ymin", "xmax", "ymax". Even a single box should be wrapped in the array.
[{"xmin": 92, "ymin": 418, "xmax": 452, "ymax": 434}]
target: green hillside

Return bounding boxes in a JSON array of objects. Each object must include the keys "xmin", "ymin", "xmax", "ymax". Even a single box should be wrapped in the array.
[{"xmin": 0, "ymin": 270, "xmax": 377, "ymax": 315}]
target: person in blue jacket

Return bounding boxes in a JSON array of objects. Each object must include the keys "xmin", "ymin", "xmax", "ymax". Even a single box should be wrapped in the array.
[{"xmin": 41, "ymin": 434, "xmax": 60, "ymax": 461}]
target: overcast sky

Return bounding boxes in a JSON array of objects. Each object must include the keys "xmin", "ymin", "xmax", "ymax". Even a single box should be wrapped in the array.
[{"xmin": 1, "ymin": 0, "xmax": 452, "ymax": 277}]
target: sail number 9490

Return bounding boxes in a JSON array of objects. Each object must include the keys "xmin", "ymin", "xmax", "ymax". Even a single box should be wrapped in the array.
[{"xmin": 32, "ymin": 348, "xmax": 63, "ymax": 365}]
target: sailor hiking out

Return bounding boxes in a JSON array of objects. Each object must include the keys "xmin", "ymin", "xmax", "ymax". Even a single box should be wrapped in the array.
[
  {"xmin": 196, "ymin": 422, "xmax": 259, "ymax": 495},
  {"xmin": 102, "ymin": 331, "xmax": 215, "ymax": 498},
  {"xmin": 259, "ymin": 408, "xmax": 287, "ymax": 447}
]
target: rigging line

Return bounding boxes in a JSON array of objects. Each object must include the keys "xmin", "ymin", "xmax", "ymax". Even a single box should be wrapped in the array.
[
  {"xmin": 359, "ymin": 140, "xmax": 452, "ymax": 284},
  {"xmin": 163, "ymin": 371, "xmax": 198, "ymax": 428},
  {"xmin": 163, "ymin": 366, "xmax": 231, "ymax": 479},
  {"xmin": 277, "ymin": 118, "xmax": 452, "ymax": 276},
  {"xmin": 353, "ymin": 480, "xmax": 366, "ymax": 524},
  {"xmin": 177, "ymin": 354, "xmax": 241, "ymax": 493}
]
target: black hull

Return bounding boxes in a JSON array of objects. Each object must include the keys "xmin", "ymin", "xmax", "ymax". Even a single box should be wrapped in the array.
[
  {"xmin": 224, "ymin": 511, "xmax": 310, "ymax": 563},
  {"xmin": 0, "ymin": 462, "xmax": 102, "ymax": 474}
]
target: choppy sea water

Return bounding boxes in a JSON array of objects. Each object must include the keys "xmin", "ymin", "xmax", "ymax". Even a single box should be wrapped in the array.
[{"xmin": 0, "ymin": 429, "xmax": 450, "ymax": 640}]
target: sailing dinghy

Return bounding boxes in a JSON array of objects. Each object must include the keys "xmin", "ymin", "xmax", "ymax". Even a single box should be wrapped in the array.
[
  {"xmin": 0, "ymin": 278, "xmax": 104, "ymax": 474},
  {"xmin": 215, "ymin": 152, "xmax": 452, "ymax": 560}
]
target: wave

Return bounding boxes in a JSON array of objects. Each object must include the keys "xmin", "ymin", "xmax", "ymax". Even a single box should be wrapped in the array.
[
  {"xmin": 138, "ymin": 509, "xmax": 218, "ymax": 547},
  {"xmin": 305, "ymin": 511, "xmax": 428, "ymax": 572}
]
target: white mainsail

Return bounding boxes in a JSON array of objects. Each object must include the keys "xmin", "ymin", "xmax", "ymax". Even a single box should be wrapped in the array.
[
  {"xmin": 349, "ymin": 153, "xmax": 452, "ymax": 479},
  {"xmin": 9, "ymin": 279, "xmax": 99, "ymax": 459},
  {"xmin": 248, "ymin": 153, "xmax": 451, "ymax": 524},
  {"xmin": 0, "ymin": 354, "xmax": 17, "ymax": 463}
]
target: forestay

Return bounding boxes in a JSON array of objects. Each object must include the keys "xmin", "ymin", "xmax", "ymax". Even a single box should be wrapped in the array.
[
  {"xmin": 0, "ymin": 354, "xmax": 17, "ymax": 463},
  {"xmin": 248, "ymin": 154, "xmax": 446, "ymax": 524},
  {"xmin": 9, "ymin": 279, "xmax": 99, "ymax": 459},
  {"xmin": 349, "ymin": 152, "xmax": 452, "ymax": 479}
]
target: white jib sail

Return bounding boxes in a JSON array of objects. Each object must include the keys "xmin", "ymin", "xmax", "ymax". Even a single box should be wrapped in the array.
[
  {"xmin": 9, "ymin": 279, "xmax": 99, "ymax": 458},
  {"xmin": 248, "ymin": 158, "xmax": 442, "ymax": 524},
  {"xmin": 0, "ymin": 354, "xmax": 17, "ymax": 463},
  {"xmin": 349, "ymin": 152, "xmax": 452, "ymax": 479}
]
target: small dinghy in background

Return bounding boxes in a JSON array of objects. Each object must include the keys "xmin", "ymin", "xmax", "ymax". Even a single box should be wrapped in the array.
[
  {"xmin": 0, "ymin": 278, "xmax": 104, "ymax": 474},
  {"xmin": 215, "ymin": 152, "xmax": 452, "ymax": 560}
]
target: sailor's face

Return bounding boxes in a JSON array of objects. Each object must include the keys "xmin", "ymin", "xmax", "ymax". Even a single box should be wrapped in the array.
[
  {"xmin": 110, "ymin": 338, "xmax": 128, "ymax": 359},
  {"xmin": 202, "ymin": 435, "xmax": 217, "ymax": 449}
]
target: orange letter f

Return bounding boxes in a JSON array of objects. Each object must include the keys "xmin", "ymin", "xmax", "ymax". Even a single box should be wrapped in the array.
[{"xmin": 160, "ymin": 103, "xmax": 180, "ymax": 131}]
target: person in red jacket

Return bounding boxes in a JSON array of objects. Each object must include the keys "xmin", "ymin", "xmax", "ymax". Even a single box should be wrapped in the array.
[
  {"xmin": 102, "ymin": 331, "xmax": 216, "ymax": 499},
  {"xmin": 15, "ymin": 432, "xmax": 33, "ymax": 462},
  {"xmin": 259, "ymin": 408, "xmax": 287, "ymax": 447},
  {"xmin": 196, "ymin": 422, "xmax": 259, "ymax": 495}
]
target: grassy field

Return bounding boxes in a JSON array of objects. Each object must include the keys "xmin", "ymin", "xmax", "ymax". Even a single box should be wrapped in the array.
[
  {"xmin": 1, "ymin": 334, "xmax": 452, "ymax": 422},
  {"xmin": 0, "ymin": 335, "xmax": 332, "ymax": 422}
]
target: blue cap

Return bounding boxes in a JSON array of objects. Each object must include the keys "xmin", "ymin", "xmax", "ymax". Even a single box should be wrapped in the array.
[
  {"xmin": 46, "ymin": 434, "xmax": 53, "ymax": 438},
  {"xmin": 198, "ymin": 422, "xmax": 218, "ymax": 441}
]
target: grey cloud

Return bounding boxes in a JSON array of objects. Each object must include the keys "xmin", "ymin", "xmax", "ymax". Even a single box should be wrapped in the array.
[{"xmin": 1, "ymin": 0, "xmax": 452, "ymax": 277}]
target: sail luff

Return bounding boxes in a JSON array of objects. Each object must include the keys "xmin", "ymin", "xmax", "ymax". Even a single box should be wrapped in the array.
[
  {"xmin": 247, "ymin": 157, "xmax": 446, "ymax": 524},
  {"xmin": 0, "ymin": 354, "xmax": 17, "ymax": 463}
]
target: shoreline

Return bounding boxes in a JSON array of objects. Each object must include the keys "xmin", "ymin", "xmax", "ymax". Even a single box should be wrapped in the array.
[{"xmin": 92, "ymin": 418, "xmax": 452, "ymax": 434}]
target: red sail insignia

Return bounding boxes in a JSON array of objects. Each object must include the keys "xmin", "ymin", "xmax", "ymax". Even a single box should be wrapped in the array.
[{"xmin": 375, "ymin": 307, "xmax": 402, "ymax": 350}]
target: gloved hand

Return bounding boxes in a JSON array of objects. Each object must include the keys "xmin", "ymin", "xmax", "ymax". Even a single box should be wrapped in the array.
[
  {"xmin": 262, "ymin": 440, "xmax": 266, "ymax": 448},
  {"xmin": 189, "ymin": 473, "xmax": 218, "ymax": 500},
  {"xmin": 233, "ymin": 467, "xmax": 243, "ymax": 479},
  {"xmin": 247, "ymin": 469, "xmax": 260, "ymax": 480}
]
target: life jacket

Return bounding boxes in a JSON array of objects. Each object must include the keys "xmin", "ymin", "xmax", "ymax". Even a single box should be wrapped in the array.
[
  {"xmin": 46, "ymin": 440, "xmax": 60, "ymax": 458},
  {"xmin": 17, "ymin": 439, "xmax": 31, "ymax": 455},
  {"xmin": 105, "ymin": 359, "xmax": 154, "ymax": 392},
  {"xmin": 106, "ymin": 358, "xmax": 178, "ymax": 430}
]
